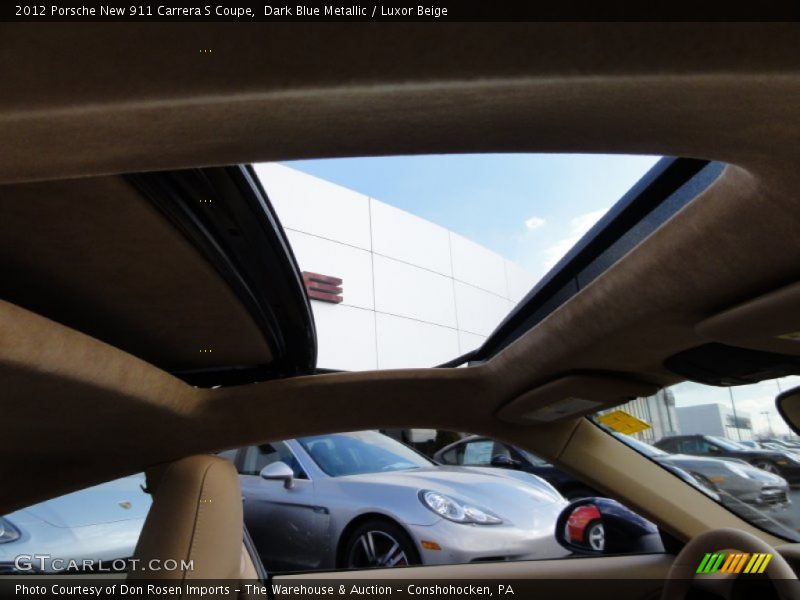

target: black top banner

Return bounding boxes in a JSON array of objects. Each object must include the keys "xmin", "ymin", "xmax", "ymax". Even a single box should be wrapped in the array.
[{"xmin": 4, "ymin": 0, "xmax": 800, "ymax": 22}]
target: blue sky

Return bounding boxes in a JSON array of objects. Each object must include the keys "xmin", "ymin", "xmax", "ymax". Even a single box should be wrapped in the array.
[{"xmin": 284, "ymin": 153, "xmax": 661, "ymax": 281}]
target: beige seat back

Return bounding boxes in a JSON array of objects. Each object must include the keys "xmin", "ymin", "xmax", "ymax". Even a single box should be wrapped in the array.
[{"xmin": 129, "ymin": 455, "xmax": 244, "ymax": 581}]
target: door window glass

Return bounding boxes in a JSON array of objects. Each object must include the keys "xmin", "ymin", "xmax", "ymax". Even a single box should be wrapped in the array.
[
  {"xmin": 438, "ymin": 447, "xmax": 461, "ymax": 464},
  {"xmin": 680, "ymin": 438, "xmax": 704, "ymax": 453},
  {"xmin": 462, "ymin": 440, "xmax": 495, "ymax": 465}
]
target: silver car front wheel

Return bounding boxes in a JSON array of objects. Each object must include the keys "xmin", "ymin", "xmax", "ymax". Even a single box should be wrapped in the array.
[{"xmin": 343, "ymin": 520, "xmax": 420, "ymax": 569}]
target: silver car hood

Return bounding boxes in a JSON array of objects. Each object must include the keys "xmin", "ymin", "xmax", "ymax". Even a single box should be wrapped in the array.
[
  {"xmin": 11, "ymin": 474, "xmax": 151, "ymax": 528},
  {"xmin": 336, "ymin": 466, "xmax": 561, "ymax": 494}
]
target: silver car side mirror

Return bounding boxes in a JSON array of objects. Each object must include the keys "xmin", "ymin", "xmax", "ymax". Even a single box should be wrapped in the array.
[{"xmin": 260, "ymin": 461, "xmax": 294, "ymax": 489}]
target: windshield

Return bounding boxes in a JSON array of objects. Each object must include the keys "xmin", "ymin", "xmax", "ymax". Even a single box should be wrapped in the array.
[
  {"xmin": 595, "ymin": 376, "xmax": 800, "ymax": 542},
  {"xmin": 298, "ymin": 431, "xmax": 433, "ymax": 477}
]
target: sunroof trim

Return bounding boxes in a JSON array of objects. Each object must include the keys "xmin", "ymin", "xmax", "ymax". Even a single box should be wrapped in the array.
[
  {"xmin": 471, "ymin": 157, "xmax": 725, "ymax": 363},
  {"xmin": 128, "ymin": 165, "xmax": 317, "ymax": 385}
]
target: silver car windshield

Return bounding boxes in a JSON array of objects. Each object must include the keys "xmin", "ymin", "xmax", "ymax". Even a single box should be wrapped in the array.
[{"xmin": 298, "ymin": 431, "xmax": 433, "ymax": 476}]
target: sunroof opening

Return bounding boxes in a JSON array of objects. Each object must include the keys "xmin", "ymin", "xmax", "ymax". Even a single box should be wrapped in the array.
[{"xmin": 253, "ymin": 154, "xmax": 662, "ymax": 371}]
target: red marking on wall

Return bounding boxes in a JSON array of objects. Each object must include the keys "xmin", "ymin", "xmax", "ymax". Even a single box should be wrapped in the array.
[{"xmin": 302, "ymin": 271, "xmax": 343, "ymax": 304}]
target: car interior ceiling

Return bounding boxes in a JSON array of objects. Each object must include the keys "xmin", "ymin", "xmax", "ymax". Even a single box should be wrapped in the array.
[{"xmin": 3, "ymin": 23, "xmax": 800, "ymax": 587}]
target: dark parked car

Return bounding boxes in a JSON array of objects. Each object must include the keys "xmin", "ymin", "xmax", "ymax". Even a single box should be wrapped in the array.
[
  {"xmin": 759, "ymin": 438, "xmax": 800, "ymax": 451},
  {"xmin": 655, "ymin": 435, "xmax": 800, "ymax": 484},
  {"xmin": 433, "ymin": 435, "xmax": 713, "ymax": 501},
  {"xmin": 434, "ymin": 436, "xmax": 599, "ymax": 499},
  {"xmin": 616, "ymin": 435, "xmax": 791, "ymax": 513}
]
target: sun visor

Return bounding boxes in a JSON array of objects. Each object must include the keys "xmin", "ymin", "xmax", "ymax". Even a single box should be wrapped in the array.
[
  {"xmin": 697, "ymin": 281, "xmax": 800, "ymax": 356},
  {"xmin": 496, "ymin": 374, "xmax": 658, "ymax": 424}
]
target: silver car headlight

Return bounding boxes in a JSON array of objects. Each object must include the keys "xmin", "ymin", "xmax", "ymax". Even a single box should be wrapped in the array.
[
  {"xmin": 419, "ymin": 490, "xmax": 502, "ymax": 525},
  {"xmin": 0, "ymin": 518, "xmax": 20, "ymax": 544}
]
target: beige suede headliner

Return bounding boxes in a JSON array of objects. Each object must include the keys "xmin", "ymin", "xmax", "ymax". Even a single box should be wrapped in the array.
[
  {"xmin": 0, "ymin": 176, "xmax": 273, "ymax": 370},
  {"xmin": 2, "ymin": 23, "xmax": 800, "ymax": 547},
  {"xmin": 1, "ymin": 24, "xmax": 799, "ymax": 183}
]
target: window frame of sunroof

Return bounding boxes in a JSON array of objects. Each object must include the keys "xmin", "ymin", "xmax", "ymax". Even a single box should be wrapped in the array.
[
  {"xmin": 129, "ymin": 165, "xmax": 317, "ymax": 386},
  {"xmin": 448, "ymin": 157, "xmax": 726, "ymax": 367}
]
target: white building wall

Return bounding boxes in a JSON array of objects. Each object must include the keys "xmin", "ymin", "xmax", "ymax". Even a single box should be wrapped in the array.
[
  {"xmin": 676, "ymin": 403, "xmax": 753, "ymax": 441},
  {"xmin": 255, "ymin": 163, "xmax": 536, "ymax": 371}
]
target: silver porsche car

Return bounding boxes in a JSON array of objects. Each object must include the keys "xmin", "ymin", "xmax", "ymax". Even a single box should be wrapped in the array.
[
  {"xmin": 0, "ymin": 474, "xmax": 150, "ymax": 573},
  {"xmin": 224, "ymin": 431, "xmax": 569, "ymax": 572}
]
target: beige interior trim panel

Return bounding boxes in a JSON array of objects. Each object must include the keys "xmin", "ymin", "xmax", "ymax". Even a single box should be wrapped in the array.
[{"xmin": 277, "ymin": 553, "xmax": 673, "ymax": 580}]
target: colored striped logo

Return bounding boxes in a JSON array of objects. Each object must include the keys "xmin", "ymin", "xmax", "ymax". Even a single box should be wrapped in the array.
[{"xmin": 696, "ymin": 552, "xmax": 772, "ymax": 574}]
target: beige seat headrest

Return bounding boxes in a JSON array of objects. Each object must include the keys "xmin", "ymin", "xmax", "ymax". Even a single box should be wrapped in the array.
[{"xmin": 129, "ymin": 455, "xmax": 244, "ymax": 581}]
